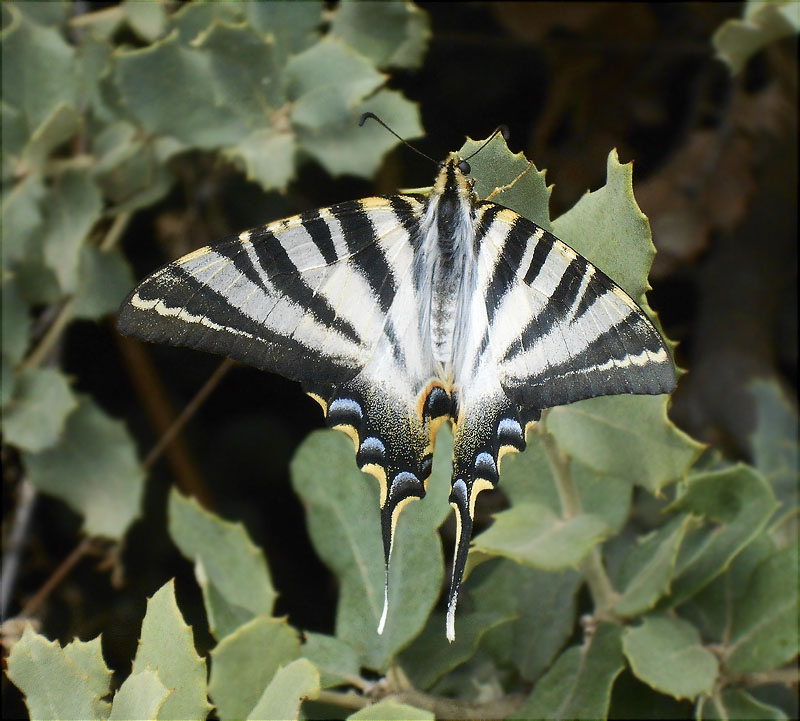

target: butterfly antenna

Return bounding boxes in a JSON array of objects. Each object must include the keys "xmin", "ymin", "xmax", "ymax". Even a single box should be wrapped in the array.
[
  {"xmin": 462, "ymin": 124, "xmax": 510, "ymax": 162},
  {"xmin": 359, "ymin": 112, "xmax": 437, "ymax": 166}
]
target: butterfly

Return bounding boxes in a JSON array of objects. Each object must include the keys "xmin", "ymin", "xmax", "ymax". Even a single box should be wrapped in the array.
[{"xmin": 118, "ymin": 119, "xmax": 675, "ymax": 641}]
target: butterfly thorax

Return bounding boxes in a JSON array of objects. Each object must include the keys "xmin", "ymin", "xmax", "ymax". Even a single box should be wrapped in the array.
[{"xmin": 416, "ymin": 157, "xmax": 478, "ymax": 377}]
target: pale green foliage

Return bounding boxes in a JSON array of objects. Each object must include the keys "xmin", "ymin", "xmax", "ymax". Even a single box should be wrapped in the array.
[
  {"xmin": 713, "ymin": 0, "xmax": 800, "ymax": 74},
  {"xmin": 623, "ymin": 616, "xmax": 719, "ymax": 700},
  {"xmin": 3, "ymin": 5, "xmax": 797, "ymax": 718}
]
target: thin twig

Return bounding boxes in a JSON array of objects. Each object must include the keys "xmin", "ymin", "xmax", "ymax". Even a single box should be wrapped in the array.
[
  {"xmin": 143, "ymin": 357, "xmax": 236, "ymax": 472},
  {"xmin": 0, "ymin": 479, "xmax": 38, "ymax": 620},
  {"xmin": 19, "ymin": 537, "xmax": 98, "ymax": 619}
]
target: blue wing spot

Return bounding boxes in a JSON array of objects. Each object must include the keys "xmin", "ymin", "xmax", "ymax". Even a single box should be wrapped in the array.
[{"xmin": 474, "ymin": 452, "xmax": 498, "ymax": 481}]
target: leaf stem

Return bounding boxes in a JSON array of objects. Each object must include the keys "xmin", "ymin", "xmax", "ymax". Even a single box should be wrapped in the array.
[{"xmin": 538, "ymin": 414, "xmax": 619, "ymax": 616}]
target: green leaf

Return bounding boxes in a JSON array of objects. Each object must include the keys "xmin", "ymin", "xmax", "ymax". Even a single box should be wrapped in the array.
[
  {"xmin": 246, "ymin": 658, "xmax": 320, "ymax": 721},
  {"xmin": 132, "ymin": 580, "xmax": 212, "ymax": 721},
  {"xmin": 109, "ymin": 670, "xmax": 170, "ymax": 721},
  {"xmin": 209, "ymin": 615, "xmax": 300, "ymax": 721},
  {"xmin": 41, "ymin": 169, "xmax": 103, "ymax": 295},
  {"xmin": 348, "ymin": 699, "xmax": 435, "ymax": 721},
  {"xmin": 699, "ymin": 688, "xmax": 789, "ymax": 720},
  {"xmin": 1, "ymin": 278, "xmax": 32, "ymax": 365},
  {"xmin": 6, "ymin": 625, "xmax": 111, "ymax": 721},
  {"xmin": 23, "ymin": 396, "xmax": 145, "ymax": 539},
  {"xmin": 499, "ymin": 432, "xmax": 633, "ymax": 534},
  {"xmin": 511, "ymin": 623, "xmax": 625, "ymax": 720},
  {"xmin": 723, "ymin": 544, "xmax": 798, "ymax": 673},
  {"xmin": 92, "ymin": 121, "xmax": 176, "ymax": 213},
  {"xmin": 749, "ymin": 378, "xmax": 798, "ymax": 523},
  {"xmin": 680, "ymin": 531, "xmax": 775, "ymax": 647},
  {"xmin": 62, "ymin": 636, "xmax": 113, "ymax": 720},
  {"xmin": 472, "ymin": 502, "xmax": 609, "ymax": 569},
  {"xmin": 168, "ymin": 489, "xmax": 277, "ymax": 640},
  {"xmin": 115, "ymin": 30, "xmax": 249, "ymax": 148},
  {"xmin": 613, "ymin": 513, "xmax": 693, "ymax": 617},
  {"xmin": 457, "ymin": 134, "xmax": 552, "ymax": 230},
  {"xmin": 73, "ymin": 245, "xmax": 136, "ymax": 320},
  {"xmin": 242, "ymin": 1, "xmax": 323, "ymax": 64},
  {"xmin": 171, "ymin": 2, "xmax": 244, "ymax": 44},
  {"xmin": 20, "ymin": 100, "xmax": 81, "ymax": 173},
  {"xmin": 1, "ymin": 174, "xmax": 45, "ymax": 268},
  {"xmin": 331, "ymin": 1, "xmax": 430, "ymax": 69},
  {"xmin": 225, "ymin": 126, "xmax": 296, "ymax": 193},
  {"xmin": 470, "ymin": 560, "xmax": 583, "ymax": 682},
  {"xmin": 290, "ymin": 426, "xmax": 451, "ymax": 670},
  {"xmin": 194, "ymin": 20, "xmax": 284, "ymax": 110},
  {"xmin": 668, "ymin": 465, "xmax": 777, "ymax": 605},
  {"xmin": 400, "ymin": 607, "xmax": 514, "ymax": 690},
  {"xmin": 287, "ymin": 38, "xmax": 385, "ymax": 130},
  {"xmin": 546, "ymin": 395, "xmax": 702, "ymax": 493},
  {"xmin": 552, "ymin": 149, "xmax": 652, "ymax": 303},
  {"xmin": 713, "ymin": 0, "xmax": 800, "ymax": 75},
  {"xmin": 1, "ymin": 8, "xmax": 79, "ymax": 134},
  {"xmin": 122, "ymin": 0, "xmax": 168, "ymax": 42},
  {"xmin": 623, "ymin": 615, "xmax": 718, "ymax": 700},
  {"xmin": 302, "ymin": 633, "xmax": 360, "ymax": 689},
  {"xmin": 298, "ymin": 89, "xmax": 422, "ymax": 178},
  {"xmin": 2, "ymin": 368, "xmax": 77, "ymax": 452}
]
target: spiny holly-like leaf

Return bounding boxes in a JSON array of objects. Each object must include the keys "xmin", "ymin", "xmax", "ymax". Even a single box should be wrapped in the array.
[
  {"xmin": 472, "ymin": 502, "xmax": 609, "ymax": 569},
  {"xmin": 623, "ymin": 615, "xmax": 718, "ymax": 701},
  {"xmin": 713, "ymin": 0, "xmax": 800, "ymax": 75},
  {"xmin": 208, "ymin": 615, "xmax": 300, "ymax": 721},
  {"xmin": 168, "ymin": 489, "xmax": 276, "ymax": 640},
  {"xmin": 330, "ymin": 1, "xmax": 430, "ymax": 70},
  {"xmin": 552, "ymin": 149, "xmax": 653, "ymax": 304},
  {"xmin": 245, "ymin": 658, "xmax": 320, "ymax": 721},
  {"xmin": 511, "ymin": 623, "xmax": 625, "ymax": 721},
  {"xmin": 109, "ymin": 669, "xmax": 170, "ymax": 721},
  {"xmin": 23, "ymin": 396, "xmax": 144, "ymax": 539},
  {"xmin": 6, "ymin": 625, "xmax": 111, "ymax": 721},
  {"xmin": 2, "ymin": 368, "xmax": 77, "ymax": 452},
  {"xmin": 132, "ymin": 580, "xmax": 212, "ymax": 721},
  {"xmin": 290, "ymin": 426, "xmax": 451, "ymax": 671},
  {"xmin": 458, "ymin": 134, "xmax": 552, "ymax": 230}
]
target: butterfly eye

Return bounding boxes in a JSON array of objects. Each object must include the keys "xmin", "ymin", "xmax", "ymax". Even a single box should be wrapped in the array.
[
  {"xmin": 438, "ymin": 159, "xmax": 446, "ymax": 169},
  {"xmin": 457, "ymin": 160, "xmax": 471, "ymax": 175}
]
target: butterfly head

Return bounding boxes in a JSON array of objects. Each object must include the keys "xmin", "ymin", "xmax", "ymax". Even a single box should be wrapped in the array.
[{"xmin": 433, "ymin": 154, "xmax": 477, "ymax": 203}]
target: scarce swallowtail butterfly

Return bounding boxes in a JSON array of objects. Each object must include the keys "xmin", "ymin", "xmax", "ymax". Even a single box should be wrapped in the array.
[{"xmin": 118, "ymin": 118, "xmax": 676, "ymax": 642}]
